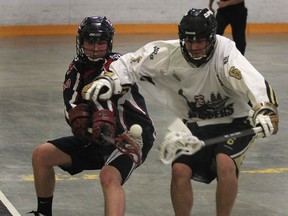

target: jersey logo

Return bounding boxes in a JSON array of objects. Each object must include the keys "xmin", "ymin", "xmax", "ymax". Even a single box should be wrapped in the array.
[
  {"xmin": 229, "ymin": 66, "xmax": 242, "ymax": 80},
  {"xmin": 223, "ymin": 56, "xmax": 229, "ymax": 64},
  {"xmin": 130, "ymin": 56, "xmax": 142, "ymax": 63},
  {"xmin": 203, "ymin": 10, "xmax": 213, "ymax": 18},
  {"xmin": 179, "ymin": 91, "xmax": 234, "ymax": 120},
  {"xmin": 149, "ymin": 46, "xmax": 160, "ymax": 60}
]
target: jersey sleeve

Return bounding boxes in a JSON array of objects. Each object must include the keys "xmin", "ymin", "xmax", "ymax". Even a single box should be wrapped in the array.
[
  {"xmin": 219, "ymin": 45, "xmax": 278, "ymax": 108},
  {"xmin": 109, "ymin": 40, "xmax": 171, "ymax": 85},
  {"xmin": 62, "ymin": 58, "xmax": 84, "ymax": 123}
]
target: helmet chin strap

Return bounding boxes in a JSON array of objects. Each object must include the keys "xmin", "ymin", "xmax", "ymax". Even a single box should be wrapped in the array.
[
  {"xmin": 87, "ymin": 56, "xmax": 105, "ymax": 62},
  {"xmin": 188, "ymin": 52, "xmax": 207, "ymax": 60}
]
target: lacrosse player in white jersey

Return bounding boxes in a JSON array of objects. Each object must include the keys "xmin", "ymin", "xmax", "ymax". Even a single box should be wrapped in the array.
[{"xmin": 81, "ymin": 8, "xmax": 279, "ymax": 216}]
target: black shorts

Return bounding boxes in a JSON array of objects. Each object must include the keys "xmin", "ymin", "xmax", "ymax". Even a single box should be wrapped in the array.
[
  {"xmin": 49, "ymin": 136, "xmax": 137, "ymax": 184},
  {"xmin": 173, "ymin": 117, "xmax": 257, "ymax": 184}
]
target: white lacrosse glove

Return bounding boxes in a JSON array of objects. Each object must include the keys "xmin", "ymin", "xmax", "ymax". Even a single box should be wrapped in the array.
[
  {"xmin": 82, "ymin": 71, "xmax": 123, "ymax": 101},
  {"xmin": 159, "ymin": 131, "xmax": 204, "ymax": 164},
  {"xmin": 249, "ymin": 102, "xmax": 279, "ymax": 138}
]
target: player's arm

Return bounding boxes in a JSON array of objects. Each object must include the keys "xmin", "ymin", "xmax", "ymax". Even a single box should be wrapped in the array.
[
  {"xmin": 208, "ymin": 0, "xmax": 215, "ymax": 13},
  {"xmin": 63, "ymin": 59, "xmax": 84, "ymax": 124},
  {"xmin": 81, "ymin": 41, "xmax": 170, "ymax": 102},
  {"xmin": 221, "ymin": 49, "xmax": 279, "ymax": 137},
  {"xmin": 81, "ymin": 52, "xmax": 141, "ymax": 102}
]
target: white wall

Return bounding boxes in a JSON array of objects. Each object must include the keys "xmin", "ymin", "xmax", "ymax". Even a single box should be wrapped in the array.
[{"xmin": 1, "ymin": 0, "xmax": 287, "ymax": 26}]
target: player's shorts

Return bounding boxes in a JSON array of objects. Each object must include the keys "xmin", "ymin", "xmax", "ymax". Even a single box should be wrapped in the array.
[
  {"xmin": 173, "ymin": 117, "xmax": 258, "ymax": 184},
  {"xmin": 49, "ymin": 136, "xmax": 138, "ymax": 184}
]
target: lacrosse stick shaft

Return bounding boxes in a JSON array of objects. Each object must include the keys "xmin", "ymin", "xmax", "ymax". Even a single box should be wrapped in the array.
[
  {"xmin": 160, "ymin": 118, "xmax": 263, "ymax": 165},
  {"xmin": 203, "ymin": 126, "xmax": 262, "ymax": 146},
  {"xmin": 101, "ymin": 134, "xmax": 114, "ymax": 144}
]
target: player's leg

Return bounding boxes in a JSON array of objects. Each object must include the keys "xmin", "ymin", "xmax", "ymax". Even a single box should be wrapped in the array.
[
  {"xmin": 100, "ymin": 165, "xmax": 125, "ymax": 216},
  {"xmin": 32, "ymin": 142, "xmax": 72, "ymax": 215},
  {"xmin": 215, "ymin": 10, "xmax": 229, "ymax": 35},
  {"xmin": 32, "ymin": 143, "xmax": 72, "ymax": 196},
  {"xmin": 170, "ymin": 163, "xmax": 193, "ymax": 216},
  {"xmin": 230, "ymin": 6, "xmax": 248, "ymax": 55},
  {"xmin": 101, "ymin": 150, "xmax": 138, "ymax": 216},
  {"xmin": 214, "ymin": 118, "xmax": 257, "ymax": 215},
  {"xmin": 215, "ymin": 153, "xmax": 238, "ymax": 216}
]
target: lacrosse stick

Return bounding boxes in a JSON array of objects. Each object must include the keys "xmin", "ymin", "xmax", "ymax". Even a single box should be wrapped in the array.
[
  {"xmin": 102, "ymin": 124, "xmax": 143, "ymax": 165},
  {"xmin": 159, "ymin": 118, "xmax": 263, "ymax": 164}
]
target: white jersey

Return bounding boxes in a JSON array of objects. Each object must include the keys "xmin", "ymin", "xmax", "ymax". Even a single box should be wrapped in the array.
[{"xmin": 110, "ymin": 35, "xmax": 277, "ymax": 126}]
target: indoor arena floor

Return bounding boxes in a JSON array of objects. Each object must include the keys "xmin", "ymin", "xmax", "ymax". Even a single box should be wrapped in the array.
[{"xmin": 0, "ymin": 33, "xmax": 287, "ymax": 216}]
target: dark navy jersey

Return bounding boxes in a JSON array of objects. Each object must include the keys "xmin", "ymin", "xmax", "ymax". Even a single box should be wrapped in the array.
[{"xmin": 62, "ymin": 52, "xmax": 155, "ymax": 157}]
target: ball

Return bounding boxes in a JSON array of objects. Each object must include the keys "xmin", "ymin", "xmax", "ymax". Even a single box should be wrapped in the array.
[{"xmin": 129, "ymin": 124, "xmax": 143, "ymax": 138}]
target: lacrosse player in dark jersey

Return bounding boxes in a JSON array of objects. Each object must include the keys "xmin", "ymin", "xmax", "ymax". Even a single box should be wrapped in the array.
[{"xmin": 29, "ymin": 16, "xmax": 155, "ymax": 216}]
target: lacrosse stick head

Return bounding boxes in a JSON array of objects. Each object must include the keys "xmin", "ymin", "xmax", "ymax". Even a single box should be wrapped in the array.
[
  {"xmin": 159, "ymin": 131, "xmax": 204, "ymax": 164},
  {"xmin": 114, "ymin": 124, "xmax": 143, "ymax": 165}
]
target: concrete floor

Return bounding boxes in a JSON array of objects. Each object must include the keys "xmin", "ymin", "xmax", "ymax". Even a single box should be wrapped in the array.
[{"xmin": 0, "ymin": 33, "xmax": 287, "ymax": 216}]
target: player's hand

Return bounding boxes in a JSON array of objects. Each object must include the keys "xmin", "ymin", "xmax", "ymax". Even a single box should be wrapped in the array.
[
  {"xmin": 250, "ymin": 112, "xmax": 274, "ymax": 137},
  {"xmin": 249, "ymin": 102, "xmax": 279, "ymax": 137},
  {"xmin": 208, "ymin": 6, "xmax": 215, "ymax": 14},
  {"xmin": 217, "ymin": 1, "xmax": 229, "ymax": 8},
  {"xmin": 82, "ymin": 79, "xmax": 113, "ymax": 101},
  {"xmin": 92, "ymin": 109, "xmax": 115, "ymax": 143},
  {"xmin": 82, "ymin": 71, "xmax": 123, "ymax": 102}
]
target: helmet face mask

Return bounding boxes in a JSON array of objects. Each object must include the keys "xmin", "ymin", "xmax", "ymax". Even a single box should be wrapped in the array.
[
  {"xmin": 76, "ymin": 16, "xmax": 115, "ymax": 63},
  {"xmin": 81, "ymin": 40, "xmax": 108, "ymax": 62},
  {"xmin": 184, "ymin": 38, "xmax": 211, "ymax": 61},
  {"xmin": 178, "ymin": 8, "xmax": 217, "ymax": 67}
]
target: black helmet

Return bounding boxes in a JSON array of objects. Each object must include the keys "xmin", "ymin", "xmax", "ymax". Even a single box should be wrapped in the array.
[
  {"xmin": 179, "ymin": 8, "xmax": 217, "ymax": 67},
  {"xmin": 76, "ymin": 16, "xmax": 115, "ymax": 62}
]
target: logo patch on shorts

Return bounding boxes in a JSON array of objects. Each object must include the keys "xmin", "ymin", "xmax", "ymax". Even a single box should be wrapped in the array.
[
  {"xmin": 226, "ymin": 138, "xmax": 235, "ymax": 145},
  {"xmin": 229, "ymin": 66, "xmax": 242, "ymax": 80}
]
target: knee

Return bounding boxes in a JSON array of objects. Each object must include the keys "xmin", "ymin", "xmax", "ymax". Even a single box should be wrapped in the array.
[
  {"xmin": 32, "ymin": 143, "xmax": 54, "ymax": 167},
  {"xmin": 100, "ymin": 166, "xmax": 122, "ymax": 188},
  {"xmin": 216, "ymin": 154, "xmax": 237, "ymax": 179},
  {"xmin": 171, "ymin": 163, "xmax": 192, "ymax": 182},
  {"xmin": 32, "ymin": 144, "xmax": 45, "ymax": 163}
]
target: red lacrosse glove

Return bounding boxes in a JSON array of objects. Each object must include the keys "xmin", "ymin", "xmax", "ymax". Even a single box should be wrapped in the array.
[
  {"xmin": 92, "ymin": 109, "xmax": 115, "ymax": 143},
  {"xmin": 68, "ymin": 104, "xmax": 91, "ymax": 138}
]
